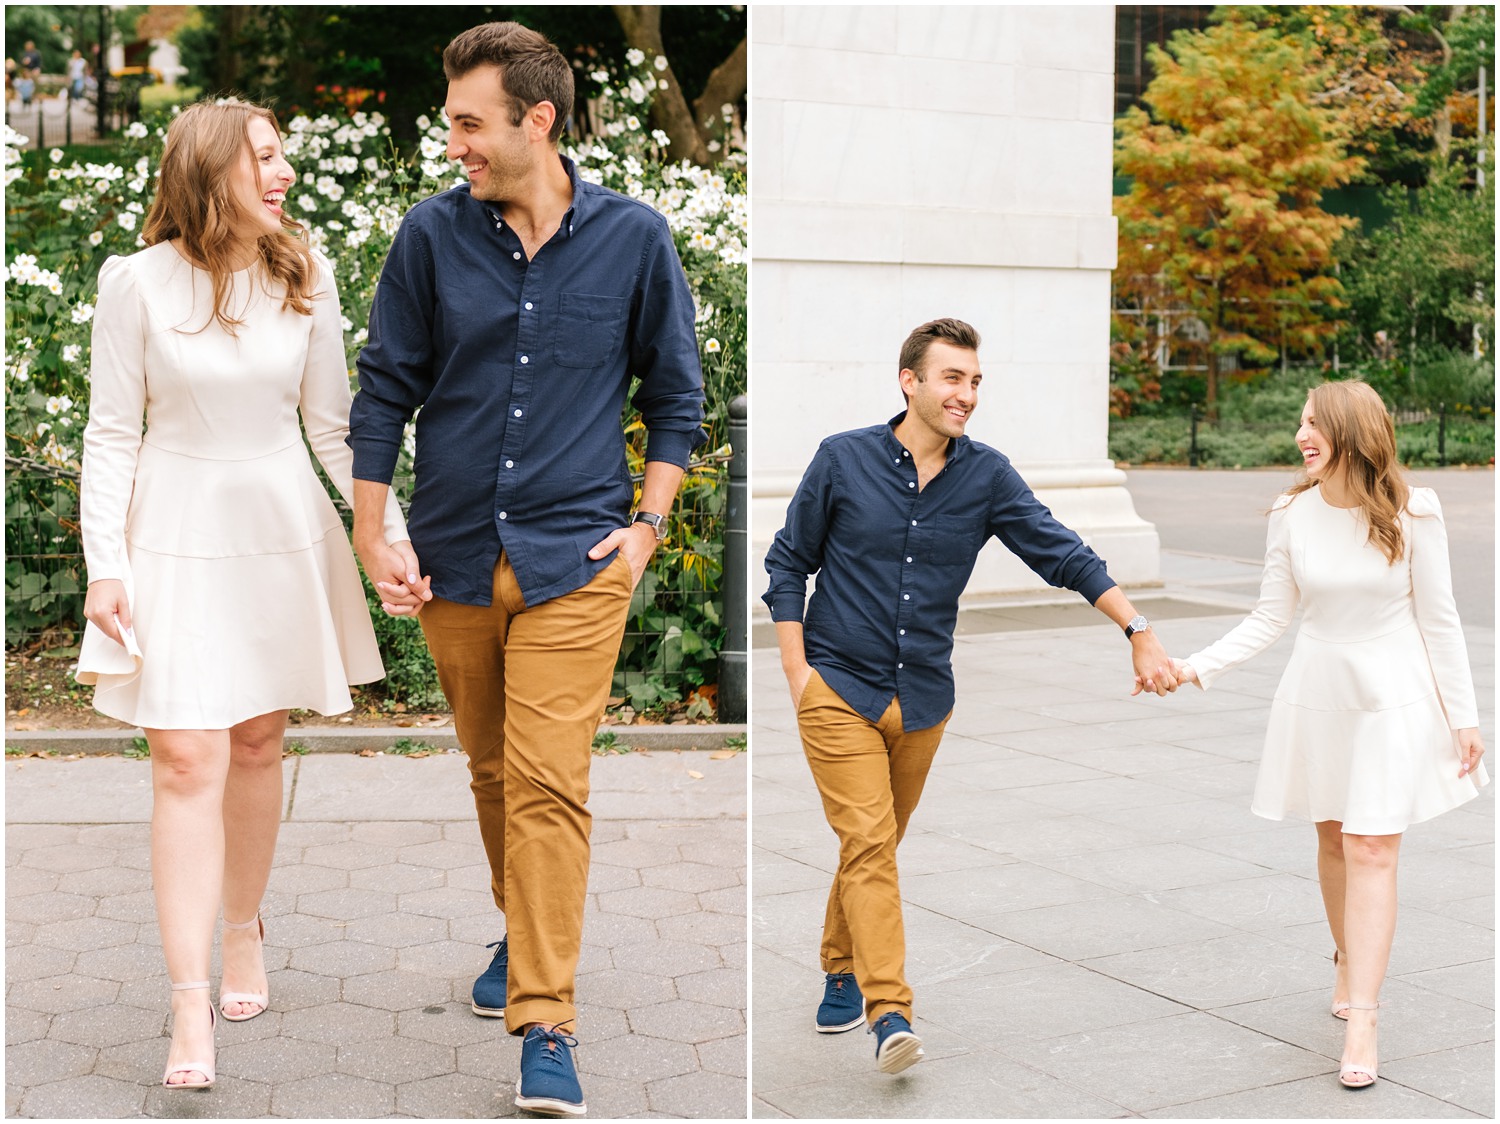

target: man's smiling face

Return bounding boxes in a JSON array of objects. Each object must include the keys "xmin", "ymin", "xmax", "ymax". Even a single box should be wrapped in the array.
[
  {"xmin": 902, "ymin": 340, "xmax": 981, "ymax": 440},
  {"xmin": 444, "ymin": 65, "xmax": 536, "ymax": 202}
]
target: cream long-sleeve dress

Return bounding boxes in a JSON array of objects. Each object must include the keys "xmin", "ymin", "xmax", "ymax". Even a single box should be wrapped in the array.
[
  {"xmin": 75, "ymin": 241, "xmax": 406, "ymax": 729},
  {"xmin": 1186, "ymin": 484, "xmax": 1488, "ymax": 835}
]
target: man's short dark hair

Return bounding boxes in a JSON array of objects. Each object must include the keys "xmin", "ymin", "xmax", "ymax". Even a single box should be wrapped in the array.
[
  {"xmin": 443, "ymin": 22, "xmax": 574, "ymax": 144},
  {"xmin": 900, "ymin": 318, "xmax": 980, "ymax": 381}
]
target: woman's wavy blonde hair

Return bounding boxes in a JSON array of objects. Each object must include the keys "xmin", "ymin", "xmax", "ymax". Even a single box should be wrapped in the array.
[
  {"xmin": 142, "ymin": 98, "xmax": 318, "ymax": 333},
  {"xmin": 1284, "ymin": 379, "xmax": 1411, "ymax": 564}
]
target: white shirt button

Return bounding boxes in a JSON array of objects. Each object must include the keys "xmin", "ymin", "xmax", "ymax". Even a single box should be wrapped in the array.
[
  {"xmin": 514, "ymin": 409, "xmax": 523, "ymax": 417},
  {"xmin": 906, "ymin": 556, "xmax": 913, "ymax": 563},
  {"xmin": 911, "ymin": 520, "xmax": 917, "ymax": 526},
  {"xmin": 520, "ymin": 356, "xmax": 529, "ymax": 364},
  {"xmin": 512, "ymin": 251, "xmax": 521, "ymax": 260},
  {"xmin": 498, "ymin": 511, "xmax": 508, "ymax": 520},
  {"xmin": 907, "ymin": 481, "xmax": 915, "ymax": 489},
  {"xmin": 902, "ymin": 594, "xmax": 910, "ymax": 601},
  {"xmin": 505, "ymin": 460, "xmax": 514, "ymax": 468},
  {"xmin": 525, "ymin": 302, "xmax": 533, "ymax": 310},
  {"xmin": 898, "ymin": 663, "xmax": 903, "ymax": 669},
  {"xmin": 495, "ymin": 222, "xmax": 502, "ymax": 230},
  {"xmin": 899, "ymin": 629, "xmax": 906, "ymax": 635}
]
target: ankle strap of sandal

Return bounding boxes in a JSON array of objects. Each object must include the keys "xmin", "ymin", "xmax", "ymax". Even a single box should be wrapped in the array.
[
  {"xmin": 1344, "ymin": 1001, "xmax": 1381, "ymax": 1010},
  {"xmin": 171, "ymin": 980, "xmax": 210, "ymax": 991},
  {"xmin": 222, "ymin": 914, "xmax": 261, "ymax": 930}
]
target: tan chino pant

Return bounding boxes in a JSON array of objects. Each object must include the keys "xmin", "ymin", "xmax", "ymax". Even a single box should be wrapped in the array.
[
  {"xmin": 797, "ymin": 669, "xmax": 949, "ymax": 1021},
  {"xmin": 419, "ymin": 550, "xmax": 633, "ymax": 1033}
]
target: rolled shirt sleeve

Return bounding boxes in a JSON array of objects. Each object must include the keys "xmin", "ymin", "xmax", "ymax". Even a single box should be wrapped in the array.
[
  {"xmin": 762, "ymin": 442, "xmax": 836, "ymax": 623},
  {"xmin": 629, "ymin": 218, "xmax": 707, "ymax": 468}
]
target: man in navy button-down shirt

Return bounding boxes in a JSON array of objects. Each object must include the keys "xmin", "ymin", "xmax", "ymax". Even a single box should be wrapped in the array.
[
  {"xmin": 764, "ymin": 318, "xmax": 1174, "ymax": 1072},
  {"xmin": 347, "ymin": 22, "xmax": 705, "ymax": 1114}
]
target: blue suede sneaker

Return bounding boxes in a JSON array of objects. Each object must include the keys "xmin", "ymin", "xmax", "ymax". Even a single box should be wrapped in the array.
[
  {"xmin": 815, "ymin": 971, "xmax": 864, "ymax": 1033},
  {"xmin": 869, "ymin": 1010, "xmax": 923, "ymax": 1074},
  {"xmin": 470, "ymin": 938, "xmax": 507, "ymax": 1018},
  {"xmin": 514, "ymin": 1025, "xmax": 586, "ymax": 1117}
]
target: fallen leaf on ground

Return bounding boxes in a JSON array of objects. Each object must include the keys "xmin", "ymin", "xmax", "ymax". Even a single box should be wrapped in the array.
[
  {"xmin": 709, "ymin": 749, "xmax": 737, "ymax": 760},
  {"xmin": 687, "ymin": 769, "xmax": 704, "ymax": 779}
]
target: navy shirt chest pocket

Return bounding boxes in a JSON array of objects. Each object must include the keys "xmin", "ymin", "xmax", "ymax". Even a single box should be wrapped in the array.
[
  {"xmin": 923, "ymin": 513, "xmax": 986, "ymax": 566},
  {"xmin": 554, "ymin": 292, "xmax": 629, "ymax": 369}
]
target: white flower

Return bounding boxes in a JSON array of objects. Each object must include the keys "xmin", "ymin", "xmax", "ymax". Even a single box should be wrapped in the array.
[
  {"xmin": 628, "ymin": 79, "xmax": 647, "ymax": 104},
  {"xmin": 704, "ymin": 338, "xmax": 721, "ymax": 354},
  {"xmin": 659, "ymin": 79, "xmax": 669, "ymax": 91},
  {"xmin": 124, "ymin": 121, "xmax": 149, "ymax": 139},
  {"xmin": 35, "ymin": 422, "xmax": 51, "ymax": 436},
  {"xmin": 126, "ymin": 201, "xmax": 143, "ymax": 214},
  {"xmin": 652, "ymin": 129, "xmax": 670, "ymax": 147},
  {"xmin": 88, "ymin": 231, "xmax": 104, "ymax": 246},
  {"xmin": 59, "ymin": 197, "xmax": 77, "ymax": 211},
  {"xmin": 626, "ymin": 115, "xmax": 641, "ymax": 131},
  {"xmin": 341, "ymin": 315, "xmax": 354, "ymax": 332},
  {"xmin": 45, "ymin": 395, "xmax": 73, "ymax": 415},
  {"xmin": 62, "ymin": 344, "xmax": 82, "ymax": 363},
  {"xmin": 626, "ymin": 48, "xmax": 645, "ymax": 67},
  {"xmin": 722, "ymin": 103, "xmax": 735, "ymax": 119},
  {"xmin": 363, "ymin": 156, "xmax": 378, "ymax": 172},
  {"xmin": 117, "ymin": 211, "xmax": 136, "ymax": 231},
  {"xmin": 420, "ymin": 136, "xmax": 446, "ymax": 160},
  {"xmin": 47, "ymin": 168, "xmax": 62, "ymax": 181},
  {"xmin": 71, "ymin": 303, "xmax": 94, "ymax": 324},
  {"xmin": 128, "ymin": 178, "xmax": 145, "ymax": 193},
  {"xmin": 655, "ymin": 55, "xmax": 669, "ymax": 71},
  {"xmin": 298, "ymin": 195, "xmax": 317, "ymax": 212},
  {"xmin": 415, "ymin": 114, "xmax": 431, "ymax": 131},
  {"xmin": 353, "ymin": 327, "xmax": 369, "ymax": 345},
  {"xmin": 333, "ymin": 155, "xmax": 358, "ymax": 175},
  {"xmin": 589, "ymin": 69, "xmax": 609, "ymax": 84}
]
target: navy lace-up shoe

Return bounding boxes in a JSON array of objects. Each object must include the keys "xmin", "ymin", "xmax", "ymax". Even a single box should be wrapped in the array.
[
  {"xmin": 869, "ymin": 1010, "xmax": 923, "ymax": 1074},
  {"xmin": 514, "ymin": 1025, "xmax": 586, "ymax": 1116},
  {"xmin": 470, "ymin": 938, "xmax": 507, "ymax": 1018},
  {"xmin": 816, "ymin": 971, "xmax": 864, "ymax": 1033}
]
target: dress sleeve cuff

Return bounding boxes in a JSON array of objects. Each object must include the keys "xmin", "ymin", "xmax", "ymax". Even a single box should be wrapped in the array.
[{"xmin": 767, "ymin": 591, "xmax": 807, "ymax": 623}]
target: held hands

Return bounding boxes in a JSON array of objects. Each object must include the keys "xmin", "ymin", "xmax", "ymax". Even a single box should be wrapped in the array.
[
  {"xmin": 83, "ymin": 578, "xmax": 133, "ymax": 648},
  {"xmin": 1128, "ymin": 630, "xmax": 1179, "ymax": 696},
  {"xmin": 1133, "ymin": 657, "xmax": 1200, "ymax": 695},
  {"xmin": 587, "ymin": 521, "xmax": 657, "ymax": 588},
  {"xmin": 355, "ymin": 536, "xmax": 433, "ymax": 616},
  {"xmin": 1457, "ymin": 728, "xmax": 1486, "ymax": 779}
]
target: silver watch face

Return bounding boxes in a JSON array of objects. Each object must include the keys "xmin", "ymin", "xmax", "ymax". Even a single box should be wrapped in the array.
[{"xmin": 1127, "ymin": 615, "xmax": 1150, "ymax": 635}]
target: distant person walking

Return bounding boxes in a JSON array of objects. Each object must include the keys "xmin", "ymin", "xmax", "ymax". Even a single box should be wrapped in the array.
[
  {"xmin": 1169, "ymin": 379, "xmax": 1488, "ymax": 1091},
  {"xmin": 68, "ymin": 49, "xmax": 86, "ymax": 100},
  {"xmin": 19, "ymin": 40, "xmax": 41, "ymax": 77}
]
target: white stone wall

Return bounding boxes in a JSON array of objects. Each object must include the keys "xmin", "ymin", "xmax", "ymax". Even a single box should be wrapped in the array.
[{"xmin": 751, "ymin": 5, "xmax": 1160, "ymax": 603}]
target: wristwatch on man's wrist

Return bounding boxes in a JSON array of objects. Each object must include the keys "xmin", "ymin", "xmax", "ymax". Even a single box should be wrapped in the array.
[
  {"xmin": 631, "ymin": 510, "xmax": 669, "ymax": 542},
  {"xmin": 1124, "ymin": 614, "xmax": 1151, "ymax": 639}
]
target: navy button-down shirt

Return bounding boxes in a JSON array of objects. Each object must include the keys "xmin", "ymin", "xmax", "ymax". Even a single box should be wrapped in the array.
[
  {"xmin": 764, "ymin": 414, "xmax": 1117, "ymax": 731},
  {"xmin": 349, "ymin": 155, "xmax": 706, "ymax": 607}
]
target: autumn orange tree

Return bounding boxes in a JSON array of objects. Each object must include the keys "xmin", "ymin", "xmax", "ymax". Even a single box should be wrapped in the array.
[{"xmin": 1115, "ymin": 16, "xmax": 1365, "ymax": 414}]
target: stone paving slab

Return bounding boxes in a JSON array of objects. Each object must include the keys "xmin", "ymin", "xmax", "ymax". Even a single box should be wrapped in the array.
[
  {"xmin": 751, "ymin": 594, "xmax": 1494, "ymax": 1117},
  {"xmin": 6, "ymin": 752, "xmax": 746, "ymax": 1118}
]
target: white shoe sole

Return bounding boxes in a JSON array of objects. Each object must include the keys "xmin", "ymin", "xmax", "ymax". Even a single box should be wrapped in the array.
[
  {"xmin": 471, "ymin": 1001, "xmax": 506, "ymax": 1018},
  {"xmin": 514, "ymin": 1080, "xmax": 587, "ymax": 1116},
  {"xmin": 876, "ymin": 1032, "xmax": 924, "ymax": 1074},
  {"xmin": 815, "ymin": 1013, "xmax": 865, "ymax": 1033}
]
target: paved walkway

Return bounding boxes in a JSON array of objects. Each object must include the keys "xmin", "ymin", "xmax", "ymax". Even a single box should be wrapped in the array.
[
  {"xmin": 751, "ymin": 470, "xmax": 1494, "ymax": 1118},
  {"xmin": 5, "ymin": 751, "xmax": 746, "ymax": 1118}
]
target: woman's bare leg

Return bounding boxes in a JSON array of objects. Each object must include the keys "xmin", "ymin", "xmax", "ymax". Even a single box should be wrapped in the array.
[
  {"xmin": 148, "ymin": 727, "xmax": 231, "ymax": 1084},
  {"xmin": 1340, "ymin": 831, "xmax": 1402, "ymax": 1077},
  {"xmin": 1314, "ymin": 820, "xmax": 1349, "ymax": 1012},
  {"xmin": 219, "ymin": 710, "xmax": 287, "ymax": 1018}
]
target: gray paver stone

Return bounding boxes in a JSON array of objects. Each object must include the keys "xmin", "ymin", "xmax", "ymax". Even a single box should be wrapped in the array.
[
  {"xmin": 611, "ymin": 939, "xmax": 721, "ymax": 979},
  {"xmin": 396, "ymin": 1002, "xmax": 506, "ymax": 1047},
  {"xmin": 7, "ymin": 891, "xmax": 95, "ymax": 927},
  {"xmin": 337, "ymin": 1036, "xmax": 453, "ymax": 1084},
  {"xmin": 271, "ymin": 1071, "xmax": 395, "ymax": 1118},
  {"xmin": 290, "ymin": 938, "xmax": 397, "ymax": 979},
  {"xmin": 280, "ymin": 1001, "xmax": 395, "ymax": 1045},
  {"xmin": 349, "ymin": 862, "xmax": 446, "ymax": 894},
  {"xmin": 344, "ymin": 910, "xmax": 451, "ymax": 949},
  {"xmin": 267, "ymin": 861, "xmax": 349, "ymax": 896},
  {"xmin": 629, "ymin": 998, "xmax": 744, "ymax": 1044},
  {"xmin": 395, "ymin": 1071, "xmax": 511, "ymax": 1119},
  {"xmin": 696, "ymin": 1033, "xmax": 748, "ymax": 1078},
  {"xmin": 94, "ymin": 889, "xmax": 158, "ymax": 924},
  {"xmin": 647, "ymin": 1068, "xmax": 751, "ymax": 1118},
  {"xmin": 352, "ymin": 820, "xmax": 444, "ymax": 847},
  {"xmin": 4, "ymin": 1037, "xmax": 98, "ymax": 1086},
  {"xmin": 676, "ymin": 967, "xmax": 748, "ymax": 1009},
  {"xmin": 342, "ymin": 969, "xmax": 452, "ymax": 1012},
  {"xmin": 8, "ymin": 973, "xmax": 118, "ymax": 1015},
  {"xmin": 47, "ymin": 1000, "xmax": 163, "ymax": 1048},
  {"xmin": 216, "ymin": 1035, "xmax": 335, "ymax": 1083},
  {"xmin": 18, "ymin": 1072, "xmax": 146, "ymax": 1118},
  {"xmin": 297, "ymin": 887, "xmax": 397, "ymax": 922},
  {"xmin": 5, "ymin": 942, "xmax": 79, "ymax": 982},
  {"xmin": 398, "ymin": 939, "xmax": 487, "ymax": 979},
  {"xmin": 575, "ymin": 1031, "xmax": 698, "ymax": 1082},
  {"xmin": 5, "ymin": 1005, "xmax": 51, "ymax": 1046}
]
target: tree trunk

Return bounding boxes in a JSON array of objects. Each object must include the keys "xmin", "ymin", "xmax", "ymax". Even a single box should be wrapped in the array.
[
  {"xmin": 692, "ymin": 36, "xmax": 747, "ymax": 140},
  {"xmin": 613, "ymin": 5, "xmax": 711, "ymax": 166}
]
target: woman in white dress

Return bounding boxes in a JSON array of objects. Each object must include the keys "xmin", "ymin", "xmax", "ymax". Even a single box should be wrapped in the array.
[
  {"xmin": 76, "ymin": 100, "xmax": 425, "ymax": 1090},
  {"xmin": 1168, "ymin": 380, "xmax": 1486, "ymax": 1089}
]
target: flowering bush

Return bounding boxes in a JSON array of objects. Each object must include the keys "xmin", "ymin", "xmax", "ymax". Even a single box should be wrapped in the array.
[{"xmin": 4, "ymin": 55, "xmax": 747, "ymax": 713}]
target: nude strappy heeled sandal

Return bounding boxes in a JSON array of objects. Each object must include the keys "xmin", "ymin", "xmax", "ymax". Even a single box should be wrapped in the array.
[
  {"xmin": 1338, "ymin": 1001, "xmax": 1380, "ymax": 1089},
  {"xmin": 162, "ymin": 981, "xmax": 216, "ymax": 1090},
  {"xmin": 219, "ymin": 914, "xmax": 268, "ymax": 1022}
]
